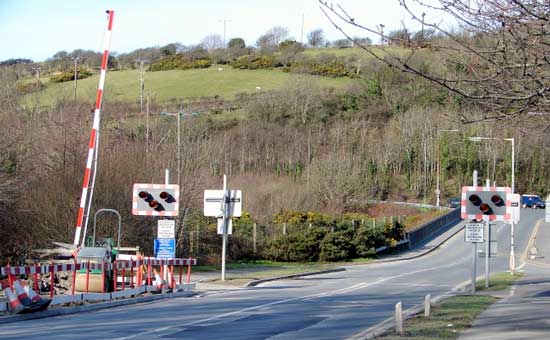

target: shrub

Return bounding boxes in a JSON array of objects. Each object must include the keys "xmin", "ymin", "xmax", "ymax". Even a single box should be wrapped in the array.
[
  {"xmin": 230, "ymin": 55, "xmax": 280, "ymax": 70},
  {"xmin": 319, "ymin": 227, "xmax": 355, "ymax": 261},
  {"xmin": 50, "ymin": 68, "xmax": 92, "ymax": 83},
  {"xmin": 148, "ymin": 55, "xmax": 212, "ymax": 71}
]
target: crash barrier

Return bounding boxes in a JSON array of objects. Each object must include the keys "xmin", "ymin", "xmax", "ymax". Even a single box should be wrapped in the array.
[
  {"xmin": 406, "ymin": 208, "xmax": 461, "ymax": 249},
  {"xmin": 0, "ymin": 257, "xmax": 197, "ymax": 314}
]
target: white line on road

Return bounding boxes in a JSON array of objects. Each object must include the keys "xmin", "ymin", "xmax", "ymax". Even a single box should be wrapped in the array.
[{"xmin": 114, "ymin": 258, "xmax": 468, "ymax": 340}]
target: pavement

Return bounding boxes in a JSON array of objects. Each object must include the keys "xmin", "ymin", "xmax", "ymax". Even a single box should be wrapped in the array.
[{"xmin": 458, "ymin": 216, "xmax": 550, "ymax": 340}]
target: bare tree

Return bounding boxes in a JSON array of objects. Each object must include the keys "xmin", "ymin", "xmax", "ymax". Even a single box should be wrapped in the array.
[
  {"xmin": 200, "ymin": 34, "xmax": 225, "ymax": 51},
  {"xmin": 256, "ymin": 26, "xmax": 290, "ymax": 52},
  {"xmin": 307, "ymin": 29, "xmax": 326, "ymax": 47},
  {"xmin": 319, "ymin": 0, "xmax": 550, "ymax": 123}
]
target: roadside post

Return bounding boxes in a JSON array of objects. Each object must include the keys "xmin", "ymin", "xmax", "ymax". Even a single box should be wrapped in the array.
[
  {"xmin": 204, "ymin": 175, "xmax": 242, "ymax": 281},
  {"xmin": 465, "ymin": 222, "xmax": 484, "ymax": 293},
  {"xmin": 546, "ymin": 195, "xmax": 550, "ymax": 223}
]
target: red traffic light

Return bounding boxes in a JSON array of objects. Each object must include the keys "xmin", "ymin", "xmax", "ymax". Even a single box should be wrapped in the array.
[
  {"xmin": 148, "ymin": 200, "xmax": 164, "ymax": 211},
  {"xmin": 491, "ymin": 195, "xmax": 504, "ymax": 207},
  {"xmin": 480, "ymin": 203, "xmax": 492, "ymax": 214},
  {"xmin": 159, "ymin": 191, "xmax": 175, "ymax": 203},
  {"xmin": 469, "ymin": 194, "xmax": 482, "ymax": 206},
  {"xmin": 138, "ymin": 191, "xmax": 149, "ymax": 199}
]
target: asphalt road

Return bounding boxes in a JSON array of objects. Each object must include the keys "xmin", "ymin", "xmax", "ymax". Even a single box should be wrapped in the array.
[{"xmin": 0, "ymin": 209, "xmax": 543, "ymax": 340}]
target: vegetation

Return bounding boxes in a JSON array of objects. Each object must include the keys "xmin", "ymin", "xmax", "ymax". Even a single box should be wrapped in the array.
[{"xmin": 0, "ymin": 4, "xmax": 548, "ymax": 265}]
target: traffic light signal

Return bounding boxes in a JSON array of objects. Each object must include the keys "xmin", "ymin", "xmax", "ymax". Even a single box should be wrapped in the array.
[
  {"xmin": 461, "ymin": 186, "xmax": 511, "ymax": 221},
  {"xmin": 132, "ymin": 184, "xmax": 179, "ymax": 216}
]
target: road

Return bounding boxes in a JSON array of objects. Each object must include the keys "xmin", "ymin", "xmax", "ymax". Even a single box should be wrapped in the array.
[{"xmin": 0, "ymin": 209, "xmax": 543, "ymax": 340}]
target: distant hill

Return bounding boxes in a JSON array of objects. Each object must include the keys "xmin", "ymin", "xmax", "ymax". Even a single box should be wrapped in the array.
[{"xmin": 25, "ymin": 65, "xmax": 353, "ymax": 107}]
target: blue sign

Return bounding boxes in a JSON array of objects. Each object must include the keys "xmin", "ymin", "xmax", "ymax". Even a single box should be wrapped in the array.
[{"xmin": 154, "ymin": 238, "xmax": 175, "ymax": 259}]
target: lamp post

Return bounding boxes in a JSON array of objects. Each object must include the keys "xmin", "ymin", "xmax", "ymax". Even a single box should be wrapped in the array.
[
  {"xmin": 436, "ymin": 129, "xmax": 460, "ymax": 208},
  {"xmin": 469, "ymin": 136, "xmax": 515, "ymax": 274}
]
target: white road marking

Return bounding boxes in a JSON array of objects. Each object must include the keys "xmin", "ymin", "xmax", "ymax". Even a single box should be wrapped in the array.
[{"xmin": 115, "ymin": 258, "xmax": 467, "ymax": 340}]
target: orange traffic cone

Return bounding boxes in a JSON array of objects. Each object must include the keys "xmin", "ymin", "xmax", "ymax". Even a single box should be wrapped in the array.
[
  {"xmin": 153, "ymin": 268, "xmax": 163, "ymax": 289},
  {"xmin": 13, "ymin": 280, "xmax": 32, "ymax": 306},
  {"xmin": 24, "ymin": 284, "xmax": 42, "ymax": 304},
  {"xmin": 4, "ymin": 287, "xmax": 25, "ymax": 313}
]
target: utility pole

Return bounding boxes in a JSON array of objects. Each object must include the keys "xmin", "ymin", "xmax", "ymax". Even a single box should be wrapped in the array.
[
  {"xmin": 221, "ymin": 18, "xmax": 232, "ymax": 48},
  {"xmin": 300, "ymin": 13, "xmax": 305, "ymax": 44},
  {"xmin": 139, "ymin": 61, "xmax": 145, "ymax": 113},
  {"xmin": 379, "ymin": 24, "xmax": 385, "ymax": 45},
  {"xmin": 72, "ymin": 57, "xmax": 79, "ymax": 101}
]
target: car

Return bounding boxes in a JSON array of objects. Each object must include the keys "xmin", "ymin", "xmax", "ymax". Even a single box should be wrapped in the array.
[
  {"xmin": 447, "ymin": 197, "xmax": 461, "ymax": 208},
  {"xmin": 521, "ymin": 194, "xmax": 546, "ymax": 209}
]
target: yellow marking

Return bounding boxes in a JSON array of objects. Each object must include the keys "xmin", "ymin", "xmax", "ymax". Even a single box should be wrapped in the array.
[{"xmin": 520, "ymin": 218, "xmax": 543, "ymax": 264}]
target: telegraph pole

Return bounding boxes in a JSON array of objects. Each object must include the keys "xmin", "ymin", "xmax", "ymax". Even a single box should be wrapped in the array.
[
  {"xmin": 72, "ymin": 57, "xmax": 79, "ymax": 101},
  {"xmin": 221, "ymin": 18, "xmax": 232, "ymax": 48},
  {"xmin": 139, "ymin": 61, "xmax": 145, "ymax": 113}
]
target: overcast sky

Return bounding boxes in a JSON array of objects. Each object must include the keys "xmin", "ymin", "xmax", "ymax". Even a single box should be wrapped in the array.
[{"xmin": 0, "ymin": 0, "xmax": 452, "ymax": 62}]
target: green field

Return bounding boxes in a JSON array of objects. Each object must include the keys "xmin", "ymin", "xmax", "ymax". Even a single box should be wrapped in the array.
[{"xmin": 26, "ymin": 66, "xmax": 353, "ymax": 107}]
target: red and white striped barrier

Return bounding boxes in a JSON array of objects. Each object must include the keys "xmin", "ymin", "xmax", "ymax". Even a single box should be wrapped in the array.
[{"xmin": 74, "ymin": 10, "xmax": 115, "ymax": 246}]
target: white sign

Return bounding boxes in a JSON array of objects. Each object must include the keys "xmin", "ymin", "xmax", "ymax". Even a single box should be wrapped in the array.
[
  {"xmin": 465, "ymin": 223, "xmax": 484, "ymax": 243},
  {"xmin": 157, "ymin": 219, "xmax": 175, "ymax": 239},
  {"xmin": 217, "ymin": 218, "xmax": 233, "ymax": 235},
  {"xmin": 204, "ymin": 190, "xmax": 242, "ymax": 217},
  {"xmin": 509, "ymin": 193, "xmax": 520, "ymax": 223}
]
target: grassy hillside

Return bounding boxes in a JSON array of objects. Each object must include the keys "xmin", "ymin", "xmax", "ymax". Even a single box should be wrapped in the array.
[{"xmin": 25, "ymin": 66, "xmax": 353, "ymax": 107}]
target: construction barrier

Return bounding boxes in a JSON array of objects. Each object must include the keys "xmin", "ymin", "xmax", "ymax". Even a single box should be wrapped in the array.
[{"xmin": 0, "ymin": 257, "xmax": 197, "ymax": 314}]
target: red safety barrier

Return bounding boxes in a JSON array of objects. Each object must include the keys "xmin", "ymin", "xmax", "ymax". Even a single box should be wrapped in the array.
[{"xmin": 1, "ymin": 256, "xmax": 197, "ymax": 302}]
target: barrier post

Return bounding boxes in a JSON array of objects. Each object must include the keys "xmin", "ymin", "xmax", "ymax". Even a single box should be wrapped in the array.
[
  {"xmin": 170, "ymin": 264, "xmax": 174, "ymax": 289},
  {"xmin": 72, "ymin": 258, "xmax": 77, "ymax": 295},
  {"xmin": 85, "ymin": 260, "xmax": 90, "ymax": 293},
  {"xmin": 7, "ymin": 263, "xmax": 13, "ymax": 289},
  {"xmin": 121, "ymin": 267, "xmax": 126, "ymax": 291},
  {"xmin": 33, "ymin": 262, "xmax": 39, "ymax": 293},
  {"xmin": 101, "ymin": 261, "xmax": 106, "ymax": 294},
  {"xmin": 186, "ymin": 257, "xmax": 192, "ymax": 284},
  {"xmin": 130, "ymin": 258, "xmax": 135, "ymax": 289},
  {"xmin": 179, "ymin": 263, "xmax": 183, "ymax": 285},
  {"xmin": 50, "ymin": 262, "xmax": 55, "ymax": 298},
  {"xmin": 147, "ymin": 260, "xmax": 152, "ymax": 286},
  {"xmin": 113, "ymin": 260, "xmax": 117, "ymax": 292},
  {"xmin": 160, "ymin": 259, "xmax": 164, "ymax": 289}
]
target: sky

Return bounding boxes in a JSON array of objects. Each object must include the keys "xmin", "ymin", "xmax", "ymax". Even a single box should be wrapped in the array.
[{"xmin": 0, "ymin": 0, "xmax": 452, "ymax": 62}]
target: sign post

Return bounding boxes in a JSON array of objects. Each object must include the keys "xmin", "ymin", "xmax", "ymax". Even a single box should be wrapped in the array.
[
  {"xmin": 203, "ymin": 175, "xmax": 242, "ymax": 281},
  {"xmin": 465, "ymin": 222, "xmax": 484, "ymax": 293}
]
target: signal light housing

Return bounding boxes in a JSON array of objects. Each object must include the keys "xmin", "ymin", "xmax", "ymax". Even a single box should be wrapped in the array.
[
  {"xmin": 461, "ymin": 186, "xmax": 511, "ymax": 221},
  {"xmin": 132, "ymin": 183, "xmax": 179, "ymax": 216}
]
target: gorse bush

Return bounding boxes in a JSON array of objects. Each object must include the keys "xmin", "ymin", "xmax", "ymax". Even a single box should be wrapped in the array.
[
  {"xmin": 263, "ymin": 213, "xmax": 406, "ymax": 262},
  {"xmin": 148, "ymin": 55, "xmax": 211, "ymax": 71},
  {"xmin": 50, "ymin": 68, "xmax": 92, "ymax": 83}
]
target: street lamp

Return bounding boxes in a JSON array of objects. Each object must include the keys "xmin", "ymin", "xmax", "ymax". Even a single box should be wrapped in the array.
[
  {"xmin": 436, "ymin": 129, "xmax": 460, "ymax": 208},
  {"xmin": 468, "ymin": 136, "xmax": 515, "ymax": 274}
]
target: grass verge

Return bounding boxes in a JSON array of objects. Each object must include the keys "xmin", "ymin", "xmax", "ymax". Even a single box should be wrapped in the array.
[
  {"xmin": 374, "ymin": 271, "xmax": 522, "ymax": 339},
  {"xmin": 376, "ymin": 295, "xmax": 498, "ymax": 340},
  {"xmin": 194, "ymin": 261, "xmax": 338, "ymax": 286}
]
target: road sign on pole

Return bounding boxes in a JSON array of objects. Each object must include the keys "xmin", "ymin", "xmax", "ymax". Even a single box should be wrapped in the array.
[
  {"xmin": 217, "ymin": 218, "xmax": 233, "ymax": 235},
  {"xmin": 465, "ymin": 223, "xmax": 484, "ymax": 243},
  {"xmin": 204, "ymin": 190, "xmax": 242, "ymax": 217},
  {"xmin": 158, "ymin": 219, "xmax": 175, "ymax": 239},
  {"xmin": 154, "ymin": 238, "xmax": 175, "ymax": 259}
]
